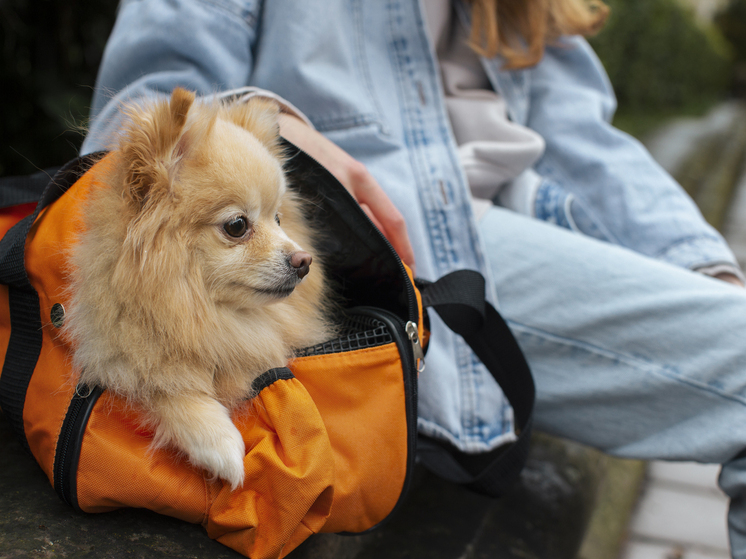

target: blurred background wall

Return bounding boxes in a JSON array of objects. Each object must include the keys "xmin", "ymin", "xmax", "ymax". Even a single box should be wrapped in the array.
[{"xmin": 1, "ymin": 0, "xmax": 746, "ymax": 177}]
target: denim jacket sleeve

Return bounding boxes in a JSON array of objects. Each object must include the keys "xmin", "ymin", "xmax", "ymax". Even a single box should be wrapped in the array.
[
  {"xmin": 524, "ymin": 36, "xmax": 739, "ymax": 271},
  {"xmin": 81, "ymin": 0, "xmax": 262, "ymax": 154}
]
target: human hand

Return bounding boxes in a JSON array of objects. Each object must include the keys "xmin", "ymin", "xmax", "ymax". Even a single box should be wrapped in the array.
[{"xmin": 278, "ymin": 113, "xmax": 416, "ymax": 273}]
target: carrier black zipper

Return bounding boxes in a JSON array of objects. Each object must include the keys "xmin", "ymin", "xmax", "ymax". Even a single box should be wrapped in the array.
[
  {"xmin": 381, "ymin": 239, "xmax": 419, "ymax": 325},
  {"xmin": 53, "ymin": 384, "xmax": 102, "ymax": 510},
  {"xmin": 340, "ymin": 306, "xmax": 420, "ymax": 534}
]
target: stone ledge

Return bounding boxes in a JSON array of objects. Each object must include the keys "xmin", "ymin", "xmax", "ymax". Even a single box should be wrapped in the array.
[{"xmin": 0, "ymin": 410, "xmax": 639, "ymax": 559}]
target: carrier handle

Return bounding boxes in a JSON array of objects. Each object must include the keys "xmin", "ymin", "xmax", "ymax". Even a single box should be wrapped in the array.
[{"xmin": 416, "ymin": 270, "xmax": 535, "ymax": 498}]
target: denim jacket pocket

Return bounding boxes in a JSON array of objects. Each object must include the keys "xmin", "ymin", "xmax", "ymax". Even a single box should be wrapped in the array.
[{"xmin": 534, "ymin": 179, "xmax": 615, "ymax": 243}]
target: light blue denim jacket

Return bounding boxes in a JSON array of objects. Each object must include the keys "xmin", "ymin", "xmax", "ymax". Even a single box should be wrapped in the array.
[{"xmin": 82, "ymin": 0, "xmax": 739, "ymax": 453}]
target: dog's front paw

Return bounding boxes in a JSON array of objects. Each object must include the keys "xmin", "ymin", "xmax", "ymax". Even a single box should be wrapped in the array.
[
  {"xmin": 150, "ymin": 396, "xmax": 247, "ymax": 490},
  {"xmin": 187, "ymin": 425, "xmax": 246, "ymax": 490}
]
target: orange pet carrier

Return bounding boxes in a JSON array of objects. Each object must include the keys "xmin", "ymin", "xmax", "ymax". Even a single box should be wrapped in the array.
[{"xmin": 0, "ymin": 142, "xmax": 534, "ymax": 558}]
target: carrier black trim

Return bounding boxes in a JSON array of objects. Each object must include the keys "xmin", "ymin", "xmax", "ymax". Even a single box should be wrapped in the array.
[{"xmin": 251, "ymin": 368, "xmax": 295, "ymax": 393}]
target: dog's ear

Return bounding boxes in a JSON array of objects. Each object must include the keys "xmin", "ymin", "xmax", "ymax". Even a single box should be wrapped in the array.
[
  {"xmin": 164, "ymin": 87, "xmax": 196, "ymax": 163},
  {"xmin": 225, "ymin": 98, "xmax": 282, "ymax": 157},
  {"xmin": 121, "ymin": 87, "xmax": 199, "ymax": 208}
]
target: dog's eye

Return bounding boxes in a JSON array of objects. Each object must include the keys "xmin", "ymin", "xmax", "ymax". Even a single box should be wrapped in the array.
[
  {"xmin": 275, "ymin": 213, "xmax": 281, "ymax": 226},
  {"xmin": 224, "ymin": 216, "xmax": 249, "ymax": 238}
]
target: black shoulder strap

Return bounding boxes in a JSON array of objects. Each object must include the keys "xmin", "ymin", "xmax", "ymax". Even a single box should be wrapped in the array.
[
  {"xmin": 416, "ymin": 270, "xmax": 535, "ymax": 498},
  {"xmin": 0, "ymin": 153, "xmax": 105, "ymax": 452}
]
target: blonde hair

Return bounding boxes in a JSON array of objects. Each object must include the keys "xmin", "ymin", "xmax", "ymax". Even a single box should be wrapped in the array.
[{"xmin": 466, "ymin": 0, "xmax": 609, "ymax": 69}]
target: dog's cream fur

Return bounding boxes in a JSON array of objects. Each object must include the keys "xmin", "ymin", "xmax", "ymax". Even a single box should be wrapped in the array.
[{"xmin": 63, "ymin": 88, "xmax": 335, "ymax": 488}]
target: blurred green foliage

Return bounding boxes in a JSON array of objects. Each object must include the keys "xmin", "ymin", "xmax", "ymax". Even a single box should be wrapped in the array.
[
  {"xmin": 716, "ymin": 0, "xmax": 746, "ymax": 64},
  {"xmin": 589, "ymin": 0, "xmax": 733, "ymax": 116},
  {"xmin": 0, "ymin": 0, "xmax": 117, "ymax": 176}
]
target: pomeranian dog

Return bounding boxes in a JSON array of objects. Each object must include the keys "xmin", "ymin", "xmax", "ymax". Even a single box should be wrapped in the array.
[{"xmin": 63, "ymin": 87, "xmax": 335, "ymax": 489}]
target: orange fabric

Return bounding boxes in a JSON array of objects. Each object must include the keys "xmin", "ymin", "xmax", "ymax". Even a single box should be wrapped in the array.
[
  {"xmin": 22, "ymin": 157, "xmax": 108, "ymax": 479},
  {"xmin": 74, "ymin": 377, "xmax": 335, "ymax": 559},
  {"xmin": 77, "ymin": 391, "xmax": 214, "ymax": 520},
  {"xmin": 208, "ymin": 378, "xmax": 335, "ymax": 558},
  {"xmin": 2, "ymin": 156, "xmax": 419, "ymax": 558},
  {"xmin": 292, "ymin": 345, "xmax": 409, "ymax": 533},
  {"xmin": 0, "ymin": 287, "xmax": 10, "ymax": 373}
]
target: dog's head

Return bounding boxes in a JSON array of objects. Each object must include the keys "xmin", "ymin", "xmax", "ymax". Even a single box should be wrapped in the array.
[{"xmin": 113, "ymin": 88, "xmax": 314, "ymax": 311}]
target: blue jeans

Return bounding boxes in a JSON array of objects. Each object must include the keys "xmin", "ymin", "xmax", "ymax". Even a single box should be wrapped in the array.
[{"xmin": 480, "ymin": 205, "xmax": 746, "ymax": 557}]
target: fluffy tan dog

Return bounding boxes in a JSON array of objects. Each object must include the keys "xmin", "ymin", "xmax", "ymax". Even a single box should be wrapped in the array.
[{"xmin": 63, "ymin": 88, "xmax": 335, "ymax": 489}]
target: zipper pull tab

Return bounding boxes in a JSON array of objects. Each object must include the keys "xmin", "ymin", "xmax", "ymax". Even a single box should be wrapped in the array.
[{"xmin": 405, "ymin": 321, "xmax": 425, "ymax": 373}]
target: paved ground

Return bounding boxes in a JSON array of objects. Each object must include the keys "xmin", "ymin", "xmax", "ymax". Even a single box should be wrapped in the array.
[{"xmin": 620, "ymin": 462, "xmax": 730, "ymax": 559}]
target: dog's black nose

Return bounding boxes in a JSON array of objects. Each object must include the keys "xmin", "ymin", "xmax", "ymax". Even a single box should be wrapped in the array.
[{"xmin": 289, "ymin": 251, "xmax": 312, "ymax": 279}]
